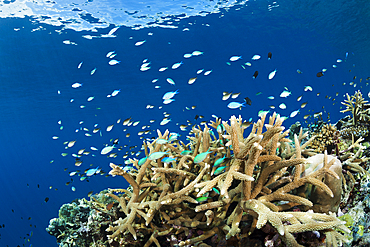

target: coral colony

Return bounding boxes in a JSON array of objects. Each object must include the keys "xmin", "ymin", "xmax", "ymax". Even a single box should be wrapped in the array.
[{"xmin": 47, "ymin": 91, "xmax": 370, "ymax": 247}]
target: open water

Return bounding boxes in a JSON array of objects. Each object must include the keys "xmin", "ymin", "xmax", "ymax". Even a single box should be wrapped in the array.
[{"xmin": 0, "ymin": 0, "xmax": 369, "ymax": 246}]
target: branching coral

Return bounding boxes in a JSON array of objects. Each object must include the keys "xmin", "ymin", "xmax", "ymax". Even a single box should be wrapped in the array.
[
  {"xmin": 340, "ymin": 90, "xmax": 370, "ymax": 125},
  {"xmin": 103, "ymin": 113, "xmax": 350, "ymax": 247},
  {"xmin": 308, "ymin": 123, "xmax": 340, "ymax": 154},
  {"xmin": 339, "ymin": 90, "xmax": 370, "ymax": 143}
]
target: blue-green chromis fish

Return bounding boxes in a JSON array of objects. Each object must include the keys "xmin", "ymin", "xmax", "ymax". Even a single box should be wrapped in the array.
[
  {"xmin": 212, "ymin": 187, "xmax": 220, "ymax": 194},
  {"xmin": 161, "ymin": 157, "xmax": 176, "ymax": 163},
  {"xmin": 138, "ymin": 157, "xmax": 147, "ymax": 166},
  {"xmin": 213, "ymin": 166, "xmax": 226, "ymax": 175},
  {"xmin": 214, "ymin": 155, "xmax": 226, "ymax": 167},
  {"xmin": 181, "ymin": 150, "xmax": 192, "ymax": 155},
  {"xmin": 194, "ymin": 149, "xmax": 212, "ymax": 163},
  {"xmin": 196, "ymin": 197, "xmax": 211, "ymax": 203},
  {"xmin": 156, "ymin": 139, "xmax": 168, "ymax": 144},
  {"xmin": 148, "ymin": 151, "xmax": 168, "ymax": 160}
]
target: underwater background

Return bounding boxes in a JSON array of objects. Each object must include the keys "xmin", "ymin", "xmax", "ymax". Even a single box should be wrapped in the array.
[{"xmin": 0, "ymin": 0, "xmax": 369, "ymax": 246}]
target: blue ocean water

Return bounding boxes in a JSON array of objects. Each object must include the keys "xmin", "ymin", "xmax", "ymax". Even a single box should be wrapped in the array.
[{"xmin": 0, "ymin": 0, "xmax": 369, "ymax": 246}]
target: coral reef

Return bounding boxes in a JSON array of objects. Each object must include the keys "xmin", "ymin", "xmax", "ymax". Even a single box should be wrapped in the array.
[
  {"xmin": 99, "ymin": 113, "xmax": 349, "ymax": 246},
  {"xmin": 46, "ymin": 89, "xmax": 370, "ymax": 246},
  {"xmin": 47, "ymin": 111, "xmax": 370, "ymax": 246},
  {"xmin": 46, "ymin": 191, "xmax": 116, "ymax": 247},
  {"xmin": 339, "ymin": 125, "xmax": 369, "ymax": 140}
]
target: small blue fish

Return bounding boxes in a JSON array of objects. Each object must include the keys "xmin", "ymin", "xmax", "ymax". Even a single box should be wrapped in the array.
[
  {"xmin": 169, "ymin": 133, "xmax": 180, "ymax": 142},
  {"xmin": 148, "ymin": 151, "xmax": 168, "ymax": 160},
  {"xmin": 86, "ymin": 167, "xmax": 100, "ymax": 176},
  {"xmin": 280, "ymin": 90, "xmax": 291, "ymax": 98},
  {"xmin": 192, "ymin": 51, "xmax": 203, "ymax": 56},
  {"xmin": 101, "ymin": 145, "xmax": 115, "ymax": 155},
  {"xmin": 72, "ymin": 82, "xmax": 82, "ymax": 88},
  {"xmin": 156, "ymin": 139, "xmax": 168, "ymax": 144},
  {"xmin": 227, "ymin": 102, "xmax": 245, "ymax": 109},
  {"xmin": 194, "ymin": 149, "xmax": 212, "ymax": 163},
  {"xmin": 109, "ymin": 60, "xmax": 120, "ymax": 65},
  {"xmin": 106, "ymin": 51, "xmax": 115, "ymax": 57},
  {"xmin": 163, "ymin": 98, "xmax": 175, "ymax": 104},
  {"xmin": 196, "ymin": 196, "xmax": 211, "ymax": 203},
  {"xmin": 163, "ymin": 90, "xmax": 179, "ymax": 100},
  {"xmin": 258, "ymin": 110, "xmax": 270, "ymax": 117},
  {"xmin": 290, "ymin": 109, "xmax": 300, "ymax": 118},
  {"xmin": 212, "ymin": 187, "xmax": 220, "ymax": 194},
  {"xmin": 214, "ymin": 155, "xmax": 226, "ymax": 167},
  {"xmin": 111, "ymin": 89, "xmax": 121, "ymax": 97},
  {"xmin": 181, "ymin": 150, "xmax": 192, "ymax": 155},
  {"xmin": 138, "ymin": 157, "xmax": 147, "ymax": 166},
  {"xmin": 135, "ymin": 40, "xmax": 146, "ymax": 46},
  {"xmin": 230, "ymin": 56, "xmax": 242, "ymax": 61},
  {"xmin": 166, "ymin": 78, "xmax": 175, "ymax": 85},
  {"xmin": 213, "ymin": 166, "xmax": 226, "ymax": 175},
  {"xmin": 90, "ymin": 68, "xmax": 96, "ymax": 75},
  {"xmin": 172, "ymin": 61, "xmax": 183, "ymax": 69},
  {"xmin": 251, "ymin": 54, "xmax": 261, "ymax": 60},
  {"xmin": 161, "ymin": 157, "xmax": 176, "ymax": 163}
]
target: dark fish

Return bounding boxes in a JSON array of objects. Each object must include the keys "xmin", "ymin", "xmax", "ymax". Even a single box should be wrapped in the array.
[
  {"xmin": 244, "ymin": 97, "xmax": 252, "ymax": 106},
  {"xmin": 241, "ymin": 121, "xmax": 252, "ymax": 128},
  {"xmin": 268, "ymin": 52, "xmax": 272, "ymax": 60},
  {"xmin": 195, "ymin": 115, "xmax": 199, "ymax": 120},
  {"xmin": 253, "ymin": 71, "xmax": 259, "ymax": 79},
  {"xmin": 316, "ymin": 72, "xmax": 324, "ymax": 77},
  {"xmin": 44, "ymin": 197, "xmax": 49, "ymax": 203}
]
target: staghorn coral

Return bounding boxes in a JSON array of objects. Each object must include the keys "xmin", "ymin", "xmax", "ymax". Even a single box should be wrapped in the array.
[
  {"xmin": 338, "ymin": 90, "xmax": 370, "ymax": 142},
  {"xmin": 102, "ymin": 113, "xmax": 350, "ymax": 247},
  {"xmin": 340, "ymin": 90, "xmax": 370, "ymax": 125}
]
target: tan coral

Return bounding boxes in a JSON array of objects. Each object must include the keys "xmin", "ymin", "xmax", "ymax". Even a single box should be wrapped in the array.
[
  {"xmin": 340, "ymin": 90, "xmax": 370, "ymax": 125},
  {"xmin": 104, "ymin": 113, "xmax": 350, "ymax": 247}
]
